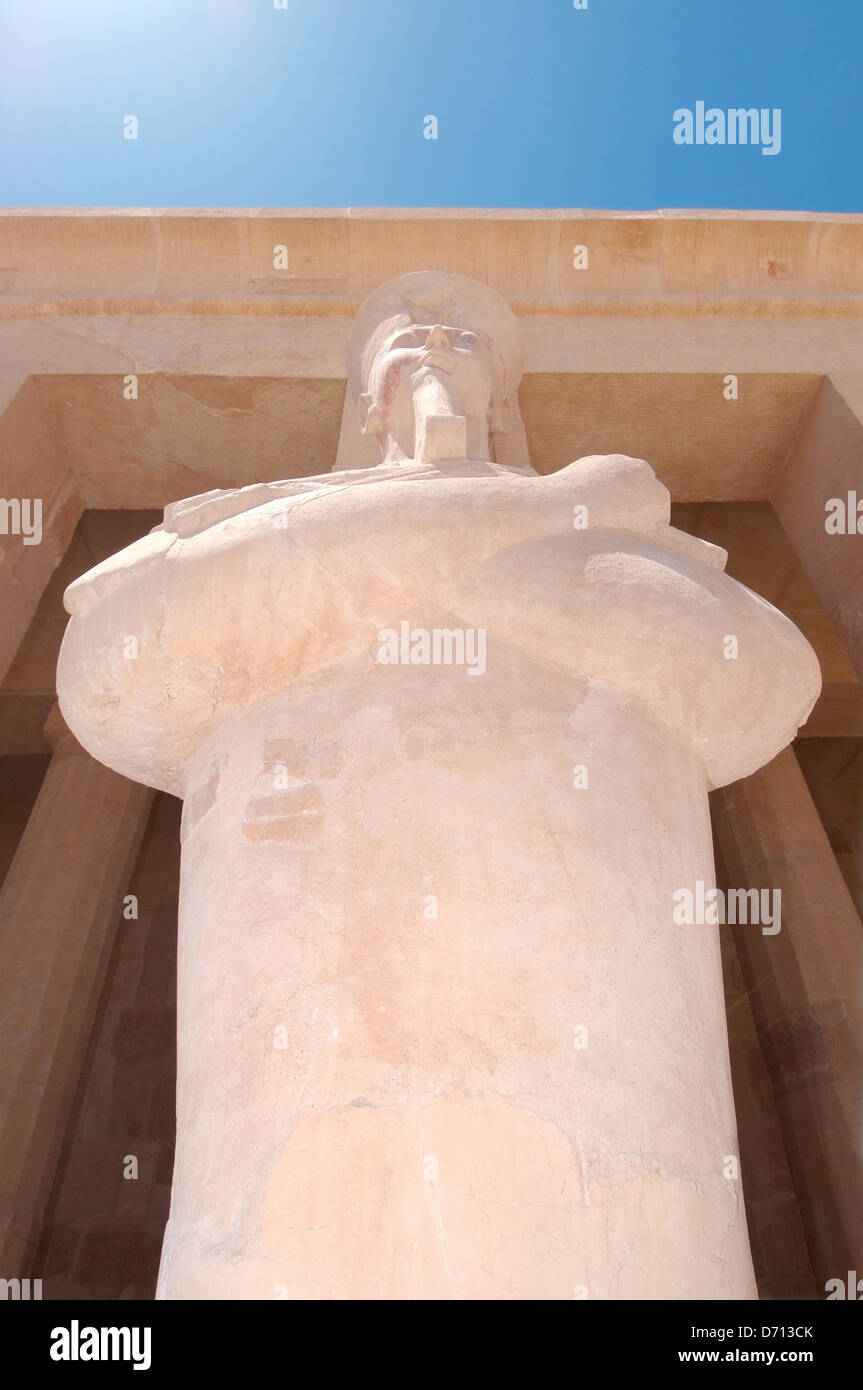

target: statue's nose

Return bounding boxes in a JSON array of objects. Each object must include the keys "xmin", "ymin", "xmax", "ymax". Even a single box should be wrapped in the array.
[{"xmin": 424, "ymin": 324, "xmax": 450, "ymax": 349}]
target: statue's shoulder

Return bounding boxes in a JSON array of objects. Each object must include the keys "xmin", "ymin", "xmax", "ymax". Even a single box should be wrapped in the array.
[
  {"xmin": 549, "ymin": 455, "xmax": 726, "ymax": 569},
  {"xmin": 157, "ymin": 459, "xmax": 539, "ymax": 539},
  {"xmin": 158, "ymin": 474, "xmax": 342, "ymax": 539},
  {"xmin": 63, "ymin": 473, "xmax": 338, "ymax": 617}
]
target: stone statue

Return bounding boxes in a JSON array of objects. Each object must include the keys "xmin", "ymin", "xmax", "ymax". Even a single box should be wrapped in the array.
[
  {"xmin": 350, "ymin": 270, "xmax": 521, "ymax": 465},
  {"xmin": 57, "ymin": 272, "xmax": 820, "ymax": 1299}
]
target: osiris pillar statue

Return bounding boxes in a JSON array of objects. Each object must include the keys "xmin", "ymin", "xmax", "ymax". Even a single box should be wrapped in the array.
[{"xmin": 58, "ymin": 272, "xmax": 820, "ymax": 1299}]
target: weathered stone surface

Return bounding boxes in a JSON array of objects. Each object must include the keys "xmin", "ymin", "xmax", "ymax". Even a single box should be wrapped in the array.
[{"xmin": 56, "ymin": 271, "xmax": 821, "ymax": 1300}]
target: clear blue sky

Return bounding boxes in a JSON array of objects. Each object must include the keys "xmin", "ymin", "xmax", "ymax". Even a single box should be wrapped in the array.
[{"xmin": 1, "ymin": 0, "xmax": 860, "ymax": 210}]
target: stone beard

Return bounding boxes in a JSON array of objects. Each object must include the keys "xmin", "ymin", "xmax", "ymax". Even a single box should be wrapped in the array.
[{"xmin": 56, "ymin": 271, "xmax": 821, "ymax": 1300}]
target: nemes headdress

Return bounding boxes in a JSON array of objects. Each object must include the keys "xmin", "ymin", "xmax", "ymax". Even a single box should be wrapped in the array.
[{"xmin": 347, "ymin": 270, "xmax": 523, "ymax": 405}]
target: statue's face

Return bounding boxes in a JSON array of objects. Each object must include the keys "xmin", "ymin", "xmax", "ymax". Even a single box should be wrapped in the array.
[
  {"xmin": 374, "ymin": 321, "xmax": 496, "ymax": 414},
  {"xmin": 361, "ymin": 319, "xmax": 504, "ymax": 461}
]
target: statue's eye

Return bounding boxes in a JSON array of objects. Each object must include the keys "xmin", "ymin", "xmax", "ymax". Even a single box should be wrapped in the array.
[{"xmin": 391, "ymin": 331, "xmax": 425, "ymax": 348}]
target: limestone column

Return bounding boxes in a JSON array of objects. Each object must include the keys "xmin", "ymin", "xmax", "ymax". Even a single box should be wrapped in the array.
[
  {"xmin": 0, "ymin": 707, "xmax": 153, "ymax": 1272},
  {"xmin": 57, "ymin": 467, "xmax": 821, "ymax": 1298},
  {"xmin": 55, "ymin": 272, "xmax": 822, "ymax": 1300},
  {"xmin": 712, "ymin": 747, "xmax": 863, "ymax": 1291}
]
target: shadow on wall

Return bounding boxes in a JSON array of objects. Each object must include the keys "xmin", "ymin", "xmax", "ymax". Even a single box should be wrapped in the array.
[{"xmin": 35, "ymin": 794, "xmax": 180, "ymax": 1300}]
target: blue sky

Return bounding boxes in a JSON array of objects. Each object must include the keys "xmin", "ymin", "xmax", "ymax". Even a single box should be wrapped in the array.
[{"xmin": 0, "ymin": 0, "xmax": 860, "ymax": 210}]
